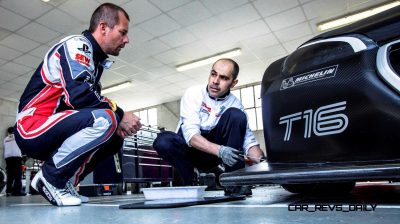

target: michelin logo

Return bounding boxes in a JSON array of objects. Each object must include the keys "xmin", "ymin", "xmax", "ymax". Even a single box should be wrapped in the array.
[{"xmin": 281, "ymin": 65, "xmax": 338, "ymax": 90}]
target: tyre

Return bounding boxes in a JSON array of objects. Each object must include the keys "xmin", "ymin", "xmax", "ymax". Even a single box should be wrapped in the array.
[{"xmin": 281, "ymin": 182, "xmax": 356, "ymax": 195}]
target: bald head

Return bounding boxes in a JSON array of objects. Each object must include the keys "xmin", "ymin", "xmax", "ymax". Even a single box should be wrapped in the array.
[{"xmin": 212, "ymin": 58, "xmax": 239, "ymax": 80}]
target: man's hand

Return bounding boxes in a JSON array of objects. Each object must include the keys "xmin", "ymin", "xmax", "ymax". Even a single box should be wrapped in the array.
[
  {"xmin": 247, "ymin": 145, "xmax": 266, "ymax": 164},
  {"xmin": 117, "ymin": 112, "xmax": 142, "ymax": 138},
  {"xmin": 218, "ymin": 145, "xmax": 243, "ymax": 167}
]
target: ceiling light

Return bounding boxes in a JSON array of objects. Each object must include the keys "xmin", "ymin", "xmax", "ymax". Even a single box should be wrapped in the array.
[
  {"xmin": 317, "ymin": 1, "xmax": 400, "ymax": 31},
  {"xmin": 176, "ymin": 48, "xmax": 242, "ymax": 72},
  {"xmin": 102, "ymin": 81, "xmax": 132, "ymax": 94},
  {"xmin": 41, "ymin": 0, "xmax": 50, "ymax": 2}
]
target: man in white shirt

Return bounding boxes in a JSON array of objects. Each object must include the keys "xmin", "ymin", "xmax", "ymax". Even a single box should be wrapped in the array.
[
  {"xmin": 153, "ymin": 58, "xmax": 265, "ymax": 196},
  {"xmin": 3, "ymin": 127, "xmax": 25, "ymax": 196}
]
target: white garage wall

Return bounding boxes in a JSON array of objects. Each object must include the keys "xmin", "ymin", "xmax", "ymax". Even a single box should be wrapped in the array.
[
  {"xmin": 156, "ymin": 100, "xmax": 180, "ymax": 131},
  {"xmin": 0, "ymin": 98, "xmax": 18, "ymax": 169}
]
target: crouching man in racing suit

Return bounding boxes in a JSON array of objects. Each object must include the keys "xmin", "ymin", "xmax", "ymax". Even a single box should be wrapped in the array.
[
  {"xmin": 153, "ymin": 58, "xmax": 265, "ymax": 196},
  {"xmin": 14, "ymin": 3, "xmax": 141, "ymax": 206}
]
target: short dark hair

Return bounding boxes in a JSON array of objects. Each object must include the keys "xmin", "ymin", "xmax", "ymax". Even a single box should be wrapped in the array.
[
  {"xmin": 213, "ymin": 58, "xmax": 240, "ymax": 80},
  {"xmin": 89, "ymin": 3, "xmax": 130, "ymax": 33},
  {"xmin": 7, "ymin": 127, "xmax": 14, "ymax": 135}
]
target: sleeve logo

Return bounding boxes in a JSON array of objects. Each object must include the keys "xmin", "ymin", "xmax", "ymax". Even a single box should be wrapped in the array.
[
  {"xmin": 78, "ymin": 44, "xmax": 91, "ymax": 54},
  {"xmin": 75, "ymin": 53, "xmax": 90, "ymax": 67}
]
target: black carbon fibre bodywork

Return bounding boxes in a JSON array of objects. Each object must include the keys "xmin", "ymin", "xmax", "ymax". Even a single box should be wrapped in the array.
[{"xmin": 220, "ymin": 5, "xmax": 400, "ymax": 187}]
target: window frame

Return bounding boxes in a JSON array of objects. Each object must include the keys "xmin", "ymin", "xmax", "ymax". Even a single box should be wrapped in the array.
[{"xmin": 232, "ymin": 83, "xmax": 263, "ymax": 131}]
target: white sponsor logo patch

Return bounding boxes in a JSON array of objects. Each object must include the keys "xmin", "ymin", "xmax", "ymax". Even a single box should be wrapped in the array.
[{"xmin": 280, "ymin": 65, "xmax": 338, "ymax": 90}]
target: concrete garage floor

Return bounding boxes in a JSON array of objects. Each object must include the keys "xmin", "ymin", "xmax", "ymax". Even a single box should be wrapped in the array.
[{"xmin": 1, "ymin": 182, "xmax": 399, "ymax": 224}]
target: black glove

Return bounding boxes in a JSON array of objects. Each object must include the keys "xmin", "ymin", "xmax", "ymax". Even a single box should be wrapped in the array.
[{"xmin": 218, "ymin": 145, "xmax": 243, "ymax": 167}]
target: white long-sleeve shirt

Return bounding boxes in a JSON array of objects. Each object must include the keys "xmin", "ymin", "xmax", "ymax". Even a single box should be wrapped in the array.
[
  {"xmin": 3, "ymin": 134, "xmax": 22, "ymax": 158},
  {"xmin": 177, "ymin": 85, "xmax": 259, "ymax": 155}
]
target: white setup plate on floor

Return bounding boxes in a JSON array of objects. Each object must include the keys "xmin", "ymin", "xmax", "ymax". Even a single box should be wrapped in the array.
[{"xmin": 142, "ymin": 186, "xmax": 207, "ymax": 200}]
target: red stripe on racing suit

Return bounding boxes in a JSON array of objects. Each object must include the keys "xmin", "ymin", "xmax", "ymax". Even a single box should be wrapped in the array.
[{"xmin": 16, "ymin": 31, "xmax": 123, "ymax": 139}]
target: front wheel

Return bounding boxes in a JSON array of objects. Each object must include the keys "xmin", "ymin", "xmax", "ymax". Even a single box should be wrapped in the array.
[{"xmin": 281, "ymin": 182, "xmax": 356, "ymax": 195}]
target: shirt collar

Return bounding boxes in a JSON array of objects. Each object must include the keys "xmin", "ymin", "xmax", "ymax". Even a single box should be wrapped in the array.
[
  {"xmin": 82, "ymin": 30, "xmax": 108, "ymax": 63},
  {"xmin": 206, "ymin": 85, "xmax": 230, "ymax": 101}
]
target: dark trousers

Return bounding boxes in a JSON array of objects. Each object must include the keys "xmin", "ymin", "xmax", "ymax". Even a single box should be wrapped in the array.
[
  {"xmin": 5, "ymin": 157, "xmax": 23, "ymax": 194},
  {"xmin": 15, "ymin": 108, "xmax": 123, "ymax": 188},
  {"xmin": 153, "ymin": 108, "xmax": 247, "ymax": 185}
]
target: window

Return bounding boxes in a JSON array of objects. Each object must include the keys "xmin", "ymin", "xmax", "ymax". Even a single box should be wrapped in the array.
[
  {"xmin": 232, "ymin": 84, "xmax": 263, "ymax": 131},
  {"xmin": 134, "ymin": 107, "xmax": 158, "ymax": 126}
]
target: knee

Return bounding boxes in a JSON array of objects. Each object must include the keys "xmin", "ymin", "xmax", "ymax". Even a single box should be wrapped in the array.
[
  {"xmin": 222, "ymin": 108, "xmax": 247, "ymax": 125},
  {"xmin": 92, "ymin": 109, "xmax": 118, "ymax": 132},
  {"xmin": 153, "ymin": 131, "xmax": 178, "ymax": 153}
]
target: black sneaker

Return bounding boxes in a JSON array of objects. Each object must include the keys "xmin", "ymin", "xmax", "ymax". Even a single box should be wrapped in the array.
[{"xmin": 224, "ymin": 186, "xmax": 252, "ymax": 197}]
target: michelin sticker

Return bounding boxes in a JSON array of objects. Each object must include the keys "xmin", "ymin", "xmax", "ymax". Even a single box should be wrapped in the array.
[{"xmin": 280, "ymin": 65, "xmax": 338, "ymax": 90}]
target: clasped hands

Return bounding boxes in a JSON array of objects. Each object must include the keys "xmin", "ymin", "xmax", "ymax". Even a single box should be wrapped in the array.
[{"xmin": 117, "ymin": 112, "xmax": 142, "ymax": 138}]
